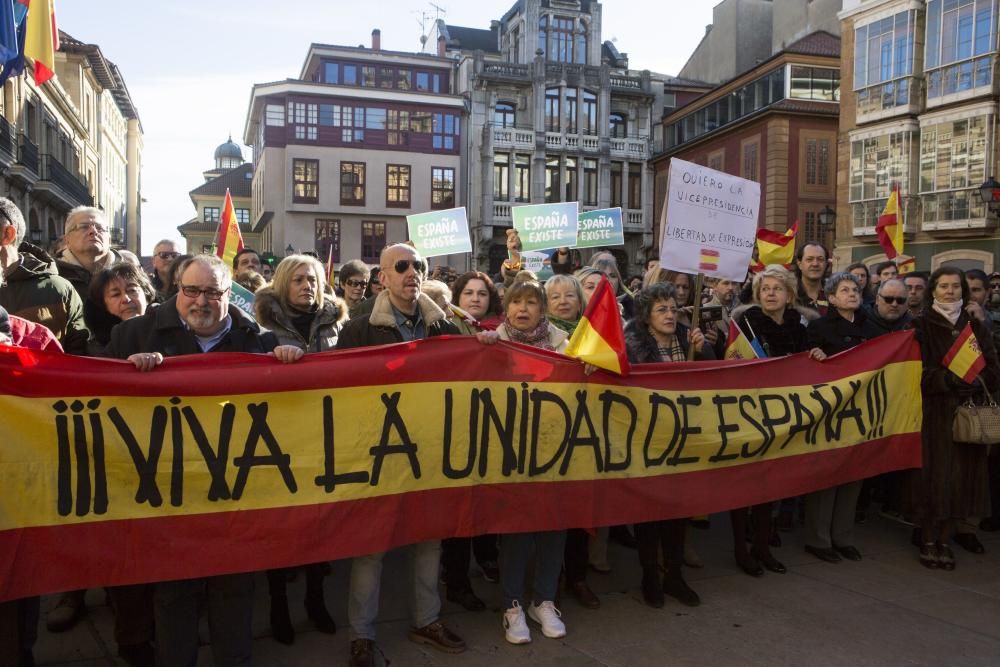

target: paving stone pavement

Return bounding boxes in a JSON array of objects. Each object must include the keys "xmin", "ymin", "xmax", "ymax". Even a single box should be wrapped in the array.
[{"xmin": 33, "ymin": 513, "xmax": 1000, "ymax": 666}]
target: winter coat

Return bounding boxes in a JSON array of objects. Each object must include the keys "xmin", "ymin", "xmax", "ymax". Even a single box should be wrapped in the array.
[
  {"xmin": 806, "ymin": 307, "xmax": 881, "ymax": 356},
  {"xmin": 55, "ymin": 247, "xmax": 140, "ymax": 302},
  {"xmin": 730, "ymin": 304, "xmax": 817, "ymax": 357},
  {"xmin": 104, "ymin": 296, "xmax": 277, "ymax": 359},
  {"xmin": 0, "ymin": 305, "xmax": 63, "ymax": 352},
  {"xmin": 624, "ymin": 320, "xmax": 715, "ymax": 364},
  {"xmin": 496, "ymin": 320, "xmax": 569, "ymax": 353},
  {"xmin": 903, "ymin": 309, "xmax": 999, "ymax": 523},
  {"xmin": 336, "ymin": 291, "xmax": 458, "ymax": 350},
  {"xmin": 863, "ymin": 305, "xmax": 913, "ymax": 337},
  {"xmin": 0, "ymin": 243, "xmax": 89, "ymax": 354},
  {"xmin": 254, "ymin": 287, "xmax": 348, "ymax": 352}
]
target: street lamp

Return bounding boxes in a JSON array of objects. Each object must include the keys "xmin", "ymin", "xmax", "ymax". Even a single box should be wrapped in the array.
[
  {"xmin": 978, "ymin": 176, "xmax": 1000, "ymax": 214},
  {"xmin": 818, "ymin": 205, "xmax": 836, "ymax": 227},
  {"xmin": 285, "ymin": 244, "xmax": 294, "ymax": 255}
]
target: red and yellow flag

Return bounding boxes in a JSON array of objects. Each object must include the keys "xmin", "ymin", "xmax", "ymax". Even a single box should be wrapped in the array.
[
  {"xmin": 724, "ymin": 320, "xmax": 765, "ymax": 360},
  {"xmin": 876, "ymin": 186, "xmax": 904, "ymax": 259},
  {"xmin": 565, "ymin": 276, "xmax": 630, "ymax": 375},
  {"xmin": 942, "ymin": 323, "xmax": 986, "ymax": 383},
  {"xmin": 896, "ymin": 256, "xmax": 916, "ymax": 275},
  {"xmin": 216, "ymin": 189, "xmax": 245, "ymax": 270},
  {"xmin": 698, "ymin": 248, "xmax": 719, "ymax": 272},
  {"xmin": 24, "ymin": 0, "xmax": 58, "ymax": 85},
  {"xmin": 756, "ymin": 221, "xmax": 798, "ymax": 267}
]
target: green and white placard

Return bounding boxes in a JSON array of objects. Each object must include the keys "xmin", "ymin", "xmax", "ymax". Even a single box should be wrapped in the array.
[
  {"xmin": 406, "ymin": 207, "xmax": 472, "ymax": 258},
  {"xmin": 511, "ymin": 202, "xmax": 579, "ymax": 252},
  {"xmin": 575, "ymin": 207, "xmax": 624, "ymax": 248}
]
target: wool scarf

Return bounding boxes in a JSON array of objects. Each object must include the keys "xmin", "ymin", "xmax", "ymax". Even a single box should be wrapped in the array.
[{"xmin": 502, "ymin": 318, "xmax": 555, "ymax": 350}]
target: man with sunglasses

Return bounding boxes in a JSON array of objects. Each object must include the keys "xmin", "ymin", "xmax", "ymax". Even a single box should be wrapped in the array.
[
  {"xmin": 55, "ymin": 206, "xmax": 140, "ymax": 302},
  {"xmin": 867, "ymin": 278, "xmax": 912, "ymax": 335},
  {"xmin": 150, "ymin": 239, "xmax": 180, "ymax": 301},
  {"xmin": 103, "ymin": 253, "xmax": 302, "ymax": 667},
  {"xmin": 337, "ymin": 243, "xmax": 464, "ymax": 666}
]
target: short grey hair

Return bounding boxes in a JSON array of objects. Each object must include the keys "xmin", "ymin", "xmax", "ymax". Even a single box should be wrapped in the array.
[
  {"xmin": 877, "ymin": 277, "xmax": 907, "ymax": 296},
  {"xmin": 824, "ymin": 271, "xmax": 861, "ymax": 294},
  {"xmin": 751, "ymin": 264, "xmax": 798, "ymax": 306},
  {"xmin": 65, "ymin": 206, "xmax": 106, "ymax": 232},
  {"xmin": 0, "ymin": 198, "xmax": 26, "ymax": 246},
  {"xmin": 153, "ymin": 239, "xmax": 178, "ymax": 251},
  {"xmin": 176, "ymin": 254, "xmax": 232, "ymax": 290}
]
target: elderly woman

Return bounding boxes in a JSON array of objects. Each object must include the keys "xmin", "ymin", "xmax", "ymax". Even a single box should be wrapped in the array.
[
  {"xmin": 479, "ymin": 279, "xmax": 570, "ymax": 644},
  {"xmin": 905, "ymin": 268, "xmax": 999, "ymax": 570},
  {"xmin": 805, "ymin": 272, "xmax": 881, "ymax": 564},
  {"xmin": 625, "ymin": 282, "xmax": 709, "ymax": 608},
  {"xmin": 85, "ymin": 262, "xmax": 156, "ymax": 354},
  {"xmin": 254, "ymin": 254, "xmax": 346, "ymax": 643},
  {"xmin": 728, "ymin": 266, "xmax": 825, "ymax": 576},
  {"xmin": 545, "ymin": 274, "xmax": 584, "ymax": 336}
]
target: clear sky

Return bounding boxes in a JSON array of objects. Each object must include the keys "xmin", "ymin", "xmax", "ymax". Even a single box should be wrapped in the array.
[{"xmin": 57, "ymin": 0, "xmax": 715, "ymax": 253}]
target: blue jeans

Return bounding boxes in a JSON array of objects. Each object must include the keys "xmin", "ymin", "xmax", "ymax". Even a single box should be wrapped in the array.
[
  {"xmin": 348, "ymin": 540, "xmax": 442, "ymax": 641},
  {"xmin": 154, "ymin": 574, "xmax": 253, "ymax": 667},
  {"xmin": 500, "ymin": 530, "xmax": 567, "ymax": 608}
]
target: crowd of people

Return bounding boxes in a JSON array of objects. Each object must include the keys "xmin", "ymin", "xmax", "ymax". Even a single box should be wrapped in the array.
[{"xmin": 1, "ymin": 196, "xmax": 999, "ymax": 667}]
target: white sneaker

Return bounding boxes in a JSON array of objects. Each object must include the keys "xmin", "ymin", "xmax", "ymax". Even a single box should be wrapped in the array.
[
  {"xmin": 528, "ymin": 600, "xmax": 566, "ymax": 639},
  {"xmin": 503, "ymin": 601, "xmax": 532, "ymax": 644}
]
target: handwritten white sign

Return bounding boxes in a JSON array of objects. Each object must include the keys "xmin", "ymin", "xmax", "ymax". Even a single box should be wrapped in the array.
[{"xmin": 660, "ymin": 158, "xmax": 759, "ymax": 281}]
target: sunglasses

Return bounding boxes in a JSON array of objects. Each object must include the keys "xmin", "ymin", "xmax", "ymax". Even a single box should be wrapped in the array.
[
  {"xmin": 156, "ymin": 251, "xmax": 180, "ymax": 260},
  {"xmin": 344, "ymin": 279, "xmax": 367, "ymax": 288},
  {"xmin": 880, "ymin": 295, "xmax": 906, "ymax": 305},
  {"xmin": 394, "ymin": 259, "xmax": 427, "ymax": 274}
]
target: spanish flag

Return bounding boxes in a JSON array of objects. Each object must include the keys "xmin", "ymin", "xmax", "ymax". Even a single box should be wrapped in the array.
[
  {"xmin": 756, "ymin": 221, "xmax": 798, "ymax": 266},
  {"xmin": 943, "ymin": 323, "xmax": 986, "ymax": 383},
  {"xmin": 565, "ymin": 276, "xmax": 630, "ymax": 375},
  {"xmin": 23, "ymin": 0, "xmax": 57, "ymax": 85},
  {"xmin": 724, "ymin": 320, "xmax": 765, "ymax": 360},
  {"xmin": 897, "ymin": 256, "xmax": 916, "ymax": 275},
  {"xmin": 215, "ymin": 189, "xmax": 244, "ymax": 270},
  {"xmin": 876, "ymin": 185, "xmax": 904, "ymax": 259},
  {"xmin": 699, "ymin": 248, "xmax": 719, "ymax": 272}
]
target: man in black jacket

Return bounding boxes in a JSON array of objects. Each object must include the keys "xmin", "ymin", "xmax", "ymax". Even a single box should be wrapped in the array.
[
  {"xmin": 337, "ymin": 243, "xmax": 463, "ymax": 667},
  {"xmin": 866, "ymin": 278, "xmax": 912, "ymax": 335},
  {"xmin": 105, "ymin": 254, "xmax": 302, "ymax": 667}
]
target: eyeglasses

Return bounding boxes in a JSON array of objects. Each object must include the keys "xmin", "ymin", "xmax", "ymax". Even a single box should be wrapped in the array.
[
  {"xmin": 344, "ymin": 279, "xmax": 367, "ymax": 289},
  {"xmin": 156, "ymin": 251, "xmax": 180, "ymax": 260},
  {"xmin": 880, "ymin": 295, "xmax": 906, "ymax": 305},
  {"xmin": 180, "ymin": 284, "xmax": 229, "ymax": 301},
  {"xmin": 70, "ymin": 222, "xmax": 108, "ymax": 234},
  {"xmin": 394, "ymin": 259, "xmax": 427, "ymax": 274}
]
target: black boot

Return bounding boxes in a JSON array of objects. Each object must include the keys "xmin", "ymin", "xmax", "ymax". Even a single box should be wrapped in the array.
[
  {"xmin": 270, "ymin": 594, "xmax": 294, "ymax": 645},
  {"xmin": 641, "ymin": 568, "xmax": 664, "ymax": 608},
  {"xmin": 305, "ymin": 563, "xmax": 336, "ymax": 634},
  {"xmin": 663, "ymin": 574, "xmax": 701, "ymax": 607}
]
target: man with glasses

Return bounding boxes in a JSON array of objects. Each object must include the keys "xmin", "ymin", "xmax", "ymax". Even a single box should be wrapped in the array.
[
  {"xmin": 150, "ymin": 239, "xmax": 180, "ymax": 301},
  {"xmin": 104, "ymin": 254, "xmax": 302, "ymax": 667},
  {"xmin": 55, "ymin": 206, "xmax": 140, "ymax": 302},
  {"xmin": 867, "ymin": 278, "xmax": 912, "ymax": 335},
  {"xmin": 0, "ymin": 197, "xmax": 89, "ymax": 356},
  {"xmin": 337, "ymin": 243, "xmax": 464, "ymax": 667}
]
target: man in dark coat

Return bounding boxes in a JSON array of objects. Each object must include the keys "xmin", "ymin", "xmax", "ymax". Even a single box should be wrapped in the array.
[
  {"xmin": 54, "ymin": 206, "xmax": 140, "ymax": 302},
  {"xmin": 337, "ymin": 243, "xmax": 463, "ymax": 667},
  {"xmin": 105, "ymin": 254, "xmax": 301, "ymax": 667},
  {"xmin": 866, "ymin": 278, "xmax": 912, "ymax": 335}
]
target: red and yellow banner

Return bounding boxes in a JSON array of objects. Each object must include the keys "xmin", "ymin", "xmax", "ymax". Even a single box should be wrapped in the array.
[{"xmin": 0, "ymin": 333, "xmax": 923, "ymax": 601}]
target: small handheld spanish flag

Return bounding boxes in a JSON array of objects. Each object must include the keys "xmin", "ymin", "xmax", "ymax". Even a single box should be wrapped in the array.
[
  {"xmin": 943, "ymin": 323, "xmax": 986, "ymax": 383},
  {"xmin": 216, "ymin": 189, "xmax": 245, "ymax": 270},
  {"xmin": 896, "ymin": 256, "xmax": 916, "ymax": 275},
  {"xmin": 565, "ymin": 276, "xmax": 630, "ymax": 375},
  {"xmin": 724, "ymin": 320, "xmax": 765, "ymax": 360}
]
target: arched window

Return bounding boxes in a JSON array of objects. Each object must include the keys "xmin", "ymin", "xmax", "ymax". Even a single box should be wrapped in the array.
[
  {"xmin": 575, "ymin": 21, "xmax": 587, "ymax": 64},
  {"xmin": 538, "ymin": 16, "xmax": 547, "ymax": 58},
  {"xmin": 495, "ymin": 102, "xmax": 516, "ymax": 128},
  {"xmin": 610, "ymin": 112, "xmax": 627, "ymax": 138}
]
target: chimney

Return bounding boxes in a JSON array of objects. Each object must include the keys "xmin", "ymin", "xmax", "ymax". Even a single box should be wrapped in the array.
[
  {"xmin": 372, "ymin": 28, "xmax": 381, "ymax": 51},
  {"xmin": 437, "ymin": 35, "xmax": 447, "ymax": 58}
]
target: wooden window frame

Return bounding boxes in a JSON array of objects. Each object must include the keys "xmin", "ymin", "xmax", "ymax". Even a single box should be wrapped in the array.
[
  {"xmin": 431, "ymin": 166, "xmax": 456, "ymax": 210},
  {"xmin": 386, "ymin": 164, "xmax": 411, "ymax": 208},
  {"xmin": 315, "ymin": 219, "xmax": 340, "ymax": 263},
  {"xmin": 799, "ymin": 129, "xmax": 836, "ymax": 197},
  {"xmin": 361, "ymin": 221, "xmax": 386, "ymax": 264},
  {"xmin": 740, "ymin": 136, "xmax": 760, "ymax": 183},
  {"xmin": 339, "ymin": 161, "xmax": 366, "ymax": 206},
  {"xmin": 292, "ymin": 158, "xmax": 320, "ymax": 204}
]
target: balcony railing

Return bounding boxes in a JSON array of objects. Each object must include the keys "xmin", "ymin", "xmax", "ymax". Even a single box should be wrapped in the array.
[
  {"xmin": 479, "ymin": 60, "xmax": 646, "ymax": 92},
  {"xmin": 482, "ymin": 62, "xmax": 530, "ymax": 79},
  {"xmin": 493, "ymin": 127, "xmax": 534, "ymax": 149},
  {"xmin": 625, "ymin": 210, "xmax": 644, "ymax": 226},
  {"xmin": 18, "ymin": 136, "xmax": 38, "ymax": 173},
  {"xmin": 40, "ymin": 154, "xmax": 93, "ymax": 205},
  {"xmin": 855, "ymin": 77, "xmax": 922, "ymax": 118},
  {"xmin": 493, "ymin": 202, "xmax": 511, "ymax": 222},
  {"xmin": 0, "ymin": 116, "xmax": 16, "ymax": 162}
]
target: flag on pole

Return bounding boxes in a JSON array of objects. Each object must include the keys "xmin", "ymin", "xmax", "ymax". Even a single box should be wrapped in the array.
[
  {"xmin": 565, "ymin": 276, "xmax": 630, "ymax": 375},
  {"xmin": 325, "ymin": 242, "xmax": 335, "ymax": 284},
  {"xmin": 876, "ymin": 185, "xmax": 904, "ymax": 259},
  {"xmin": 756, "ymin": 221, "xmax": 798, "ymax": 267},
  {"xmin": 723, "ymin": 320, "xmax": 765, "ymax": 360},
  {"xmin": 23, "ymin": 0, "xmax": 57, "ymax": 85},
  {"xmin": 0, "ymin": 1, "xmax": 28, "ymax": 86},
  {"xmin": 215, "ymin": 189, "xmax": 244, "ymax": 270},
  {"xmin": 942, "ymin": 323, "xmax": 986, "ymax": 383},
  {"xmin": 0, "ymin": 1, "xmax": 19, "ymax": 62}
]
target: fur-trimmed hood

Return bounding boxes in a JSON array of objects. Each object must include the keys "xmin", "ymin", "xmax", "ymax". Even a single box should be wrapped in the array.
[
  {"xmin": 368, "ymin": 290, "xmax": 447, "ymax": 329},
  {"xmin": 254, "ymin": 286, "xmax": 348, "ymax": 352},
  {"xmin": 730, "ymin": 302, "xmax": 820, "ymax": 324}
]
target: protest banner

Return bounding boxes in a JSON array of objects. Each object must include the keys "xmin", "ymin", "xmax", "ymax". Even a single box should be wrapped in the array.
[
  {"xmin": 660, "ymin": 158, "xmax": 760, "ymax": 282},
  {"xmin": 406, "ymin": 207, "xmax": 472, "ymax": 258},
  {"xmin": 0, "ymin": 332, "xmax": 922, "ymax": 601},
  {"xmin": 520, "ymin": 250, "xmax": 555, "ymax": 280},
  {"xmin": 512, "ymin": 202, "xmax": 579, "ymax": 251},
  {"xmin": 575, "ymin": 207, "xmax": 624, "ymax": 249},
  {"xmin": 229, "ymin": 282, "xmax": 256, "ymax": 317}
]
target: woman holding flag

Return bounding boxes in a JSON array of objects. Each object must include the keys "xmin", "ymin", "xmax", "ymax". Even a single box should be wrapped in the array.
[
  {"xmin": 905, "ymin": 268, "xmax": 999, "ymax": 570},
  {"xmin": 727, "ymin": 265, "xmax": 825, "ymax": 577}
]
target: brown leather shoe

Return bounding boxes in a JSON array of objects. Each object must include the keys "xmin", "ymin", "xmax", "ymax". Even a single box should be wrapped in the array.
[
  {"xmin": 567, "ymin": 580, "xmax": 600, "ymax": 609},
  {"xmin": 349, "ymin": 639, "xmax": 376, "ymax": 667},
  {"xmin": 408, "ymin": 620, "xmax": 466, "ymax": 654}
]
